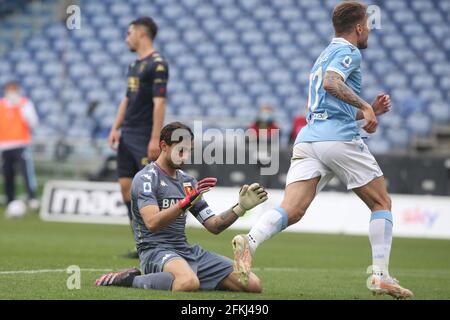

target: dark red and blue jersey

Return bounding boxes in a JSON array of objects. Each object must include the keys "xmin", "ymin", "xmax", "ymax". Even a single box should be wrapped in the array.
[{"xmin": 123, "ymin": 51, "xmax": 169, "ymax": 137}]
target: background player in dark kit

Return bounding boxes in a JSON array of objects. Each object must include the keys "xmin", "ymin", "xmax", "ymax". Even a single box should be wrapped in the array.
[{"xmin": 108, "ymin": 17, "xmax": 168, "ymax": 256}]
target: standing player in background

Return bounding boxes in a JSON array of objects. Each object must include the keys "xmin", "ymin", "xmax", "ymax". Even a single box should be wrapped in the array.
[
  {"xmin": 0, "ymin": 81, "xmax": 40, "ymax": 213},
  {"xmin": 108, "ymin": 17, "xmax": 168, "ymax": 258},
  {"xmin": 96, "ymin": 122, "xmax": 266, "ymax": 293},
  {"xmin": 232, "ymin": 1, "xmax": 413, "ymax": 299}
]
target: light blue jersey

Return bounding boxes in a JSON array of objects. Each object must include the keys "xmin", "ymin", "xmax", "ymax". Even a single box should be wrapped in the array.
[{"xmin": 296, "ymin": 38, "xmax": 362, "ymax": 143}]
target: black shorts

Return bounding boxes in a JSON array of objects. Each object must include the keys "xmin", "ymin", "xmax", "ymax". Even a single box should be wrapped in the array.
[{"xmin": 117, "ymin": 135, "xmax": 149, "ymax": 178}]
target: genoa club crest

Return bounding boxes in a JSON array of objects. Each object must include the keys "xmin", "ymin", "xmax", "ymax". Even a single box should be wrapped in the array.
[{"xmin": 183, "ymin": 182, "xmax": 193, "ymax": 195}]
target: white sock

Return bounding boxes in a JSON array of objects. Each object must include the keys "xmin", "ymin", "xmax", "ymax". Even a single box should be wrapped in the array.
[
  {"xmin": 369, "ymin": 210, "xmax": 393, "ymax": 277},
  {"xmin": 247, "ymin": 207, "xmax": 288, "ymax": 255}
]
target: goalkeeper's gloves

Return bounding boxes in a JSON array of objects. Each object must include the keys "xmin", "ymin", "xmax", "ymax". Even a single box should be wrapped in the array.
[
  {"xmin": 232, "ymin": 183, "xmax": 268, "ymax": 217},
  {"xmin": 179, "ymin": 177, "xmax": 217, "ymax": 210}
]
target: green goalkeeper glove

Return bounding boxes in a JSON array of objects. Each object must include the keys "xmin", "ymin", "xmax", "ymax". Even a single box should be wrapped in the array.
[{"xmin": 232, "ymin": 183, "xmax": 268, "ymax": 217}]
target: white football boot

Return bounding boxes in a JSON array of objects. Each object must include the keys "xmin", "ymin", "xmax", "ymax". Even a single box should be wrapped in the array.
[
  {"xmin": 231, "ymin": 234, "xmax": 253, "ymax": 286},
  {"xmin": 368, "ymin": 273, "xmax": 414, "ymax": 299}
]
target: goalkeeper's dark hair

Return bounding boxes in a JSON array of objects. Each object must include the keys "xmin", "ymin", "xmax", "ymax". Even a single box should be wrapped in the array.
[
  {"xmin": 130, "ymin": 16, "xmax": 158, "ymax": 40},
  {"xmin": 160, "ymin": 122, "xmax": 194, "ymax": 146}
]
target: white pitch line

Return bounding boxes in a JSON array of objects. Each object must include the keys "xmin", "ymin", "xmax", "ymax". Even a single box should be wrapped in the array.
[
  {"xmin": 1, "ymin": 267, "xmax": 447, "ymax": 277},
  {"xmin": 0, "ymin": 268, "xmax": 113, "ymax": 275},
  {"xmin": 0, "ymin": 267, "xmax": 306, "ymax": 275},
  {"xmin": 252, "ymin": 267, "xmax": 302, "ymax": 272}
]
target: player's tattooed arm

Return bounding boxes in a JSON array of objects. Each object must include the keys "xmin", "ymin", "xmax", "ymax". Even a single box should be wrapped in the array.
[
  {"xmin": 323, "ymin": 71, "xmax": 378, "ymax": 133},
  {"xmin": 203, "ymin": 208, "xmax": 239, "ymax": 235},
  {"xmin": 323, "ymin": 71, "xmax": 371, "ymax": 110}
]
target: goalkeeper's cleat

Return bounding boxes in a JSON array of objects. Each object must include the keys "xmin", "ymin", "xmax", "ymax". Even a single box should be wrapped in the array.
[
  {"xmin": 368, "ymin": 274, "xmax": 413, "ymax": 299},
  {"xmin": 232, "ymin": 234, "xmax": 253, "ymax": 286},
  {"xmin": 95, "ymin": 268, "xmax": 141, "ymax": 287}
]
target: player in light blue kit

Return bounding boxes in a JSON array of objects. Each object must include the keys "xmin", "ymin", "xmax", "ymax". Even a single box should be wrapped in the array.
[{"xmin": 232, "ymin": 1, "xmax": 413, "ymax": 299}]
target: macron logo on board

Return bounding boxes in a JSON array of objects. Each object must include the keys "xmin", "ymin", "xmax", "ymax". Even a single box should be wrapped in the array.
[{"xmin": 40, "ymin": 181, "xmax": 129, "ymax": 224}]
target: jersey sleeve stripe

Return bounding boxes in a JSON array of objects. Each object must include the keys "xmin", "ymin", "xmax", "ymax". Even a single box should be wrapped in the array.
[{"xmin": 326, "ymin": 67, "xmax": 348, "ymax": 81}]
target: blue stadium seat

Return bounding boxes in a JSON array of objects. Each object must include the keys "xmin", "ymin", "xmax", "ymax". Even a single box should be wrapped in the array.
[
  {"xmin": 206, "ymin": 106, "xmax": 231, "ymax": 118},
  {"xmin": 69, "ymin": 63, "xmax": 91, "ymax": 78},
  {"xmin": 110, "ymin": 2, "xmax": 132, "ymax": 17},
  {"xmin": 410, "ymin": 36, "xmax": 435, "ymax": 52},
  {"xmin": 210, "ymin": 68, "xmax": 233, "ymax": 83},
  {"xmin": 386, "ymin": 127, "xmax": 410, "ymax": 148},
  {"xmin": 431, "ymin": 62, "xmax": 450, "ymax": 77},
  {"xmin": 268, "ymin": 32, "xmax": 292, "ymax": 46},
  {"xmin": 177, "ymin": 104, "xmax": 203, "ymax": 117},
  {"xmin": 392, "ymin": 10, "xmax": 416, "ymax": 24},
  {"xmin": 406, "ymin": 112, "xmax": 433, "ymax": 137},
  {"xmin": 397, "ymin": 96, "xmax": 427, "ymax": 116},
  {"xmin": 220, "ymin": 7, "xmax": 241, "ymax": 22},
  {"xmin": 217, "ymin": 82, "xmax": 242, "ymax": 97},
  {"xmin": 21, "ymin": 75, "xmax": 45, "ymax": 90},
  {"xmin": 227, "ymin": 95, "xmax": 252, "ymax": 109},
  {"xmin": 247, "ymin": 82, "xmax": 272, "ymax": 97},
  {"xmin": 420, "ymin": 10, "xmax": 444, "ymax": 24},
  {"xmin": 420, "ymin": 88, "xmax": 444, "ymax": 102},
  {"xmin": 86, "ymin": 90, "xmax": 111, "ymax": 103},
  {"xmin": 230, "ymin": 56, "xmax": 254, "ymax": 70},
  {"xmin": 84, "ymin": 2, "xmax": 105, "ymax": 15},
  {"xmin": 62, "ymin": 89, "xmax": 83, "ymax": 103},
  {"xmin": 402, "ymin": 23, "xmax": 426, "ymax": 36},
  {"xmin": 235, "ymin": 107, "xmax": 256, "ymax": 121},
  {"xmin": 41, "ymin": 62, "xmax": 63, "ymax": 77},
  {"xmin": 16, "ymin": 61, "xmax": 38, "ymax": 76},
  {"xmin": 403, "ymin": 60, "xmax": 427, "ymax": 76},
  {"xmin": 429, "ymin": 101, "xmax": 450, "ymax": 124},
  {"xmin": 390, "ymin": 49, "xmax": 416, "ymax": 64},
  {"xmin": 66, "ymin": 100, "xmax": 87, "ymax": 117},
  {"xmin": 98, "ymin": 65, "xmax": 122, "ymax": 79},
  {"xmin": 78, "ymin": 77, "xmax": 103, "ymax": 91},
  {"xmin": 221, "ymin": 43, "xmax": 245, "ymax": 58},
  {"xmin": 411, "ymin": 74, "xmax": 436, "ymax": 90},
  {"xmin": 381, "ymin": 112, "xmax": 403, "ymax": 129},
  {"xmin": 367, "ymin": 136, "xmax": 392, "ymax": 155},
  {"xmin": 238, "ymin": 69, "xmax": 263, "ymax": 84},
  {"xmin": 30, "ymin": 87, "xmax": 54, "ymax": 103}
]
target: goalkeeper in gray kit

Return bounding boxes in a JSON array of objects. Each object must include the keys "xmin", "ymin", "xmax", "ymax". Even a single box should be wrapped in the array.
[{"xmin": 95, "ymin": 122, "xmax": 267, "ymax": 292}]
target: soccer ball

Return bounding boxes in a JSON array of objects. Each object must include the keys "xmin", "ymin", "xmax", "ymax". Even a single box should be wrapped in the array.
[{"xmin": 6, "ymin": 200, "xmax": 27, "ymax": 218}]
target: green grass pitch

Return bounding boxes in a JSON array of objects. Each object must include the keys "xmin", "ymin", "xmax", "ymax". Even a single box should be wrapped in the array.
[{"xmin": 1, "ymin": 208, "xmax": 449, "ymax": 300}]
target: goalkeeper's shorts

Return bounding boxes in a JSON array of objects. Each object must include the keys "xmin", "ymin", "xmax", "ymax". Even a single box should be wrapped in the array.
[{"xmin": 140, "ymin": 244, "xmax": 234, "ymax": 291}]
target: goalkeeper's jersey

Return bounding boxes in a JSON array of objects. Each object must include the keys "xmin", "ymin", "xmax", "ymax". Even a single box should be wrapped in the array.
[{"xmin": 130, "ymin": 162, "xmax": 213, "ymax": 254}]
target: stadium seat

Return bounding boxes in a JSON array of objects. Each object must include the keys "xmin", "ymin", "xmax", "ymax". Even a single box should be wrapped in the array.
[
  {"xmin": 367, "ymin": 136, "xmax": 392, "ymax": 155},
  {"xmin": 386, "ymin": 128, "xmax": 410, "ymax": 148},
  {"xmin": 406, "ymin": 112, "xmax": 433, "ymax": 137},
  {"xmin": 429, "ymin": 101, "xmax": 450, "ymax": 124}
]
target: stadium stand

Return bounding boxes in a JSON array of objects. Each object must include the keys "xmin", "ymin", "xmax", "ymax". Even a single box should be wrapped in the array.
[{"xmin": 0, "ymin": 0, "xmax": 449, "ymax": 153}]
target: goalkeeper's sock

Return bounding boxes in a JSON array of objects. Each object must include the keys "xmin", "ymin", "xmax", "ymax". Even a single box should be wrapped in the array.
[
  {"xmin": 247, "ymin": 207, "xmax": 288, "ymax": 255},
  {"xmin": 132, "ymin": 272, "xmax": 174, "ymax": 290},
  {"xmin": 125, "ymin": 200, "xmax": 133, "ymax": 221},
  {"xmin": 369, "ymin": 210, "xmax": 393, "ymax": 277}
]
